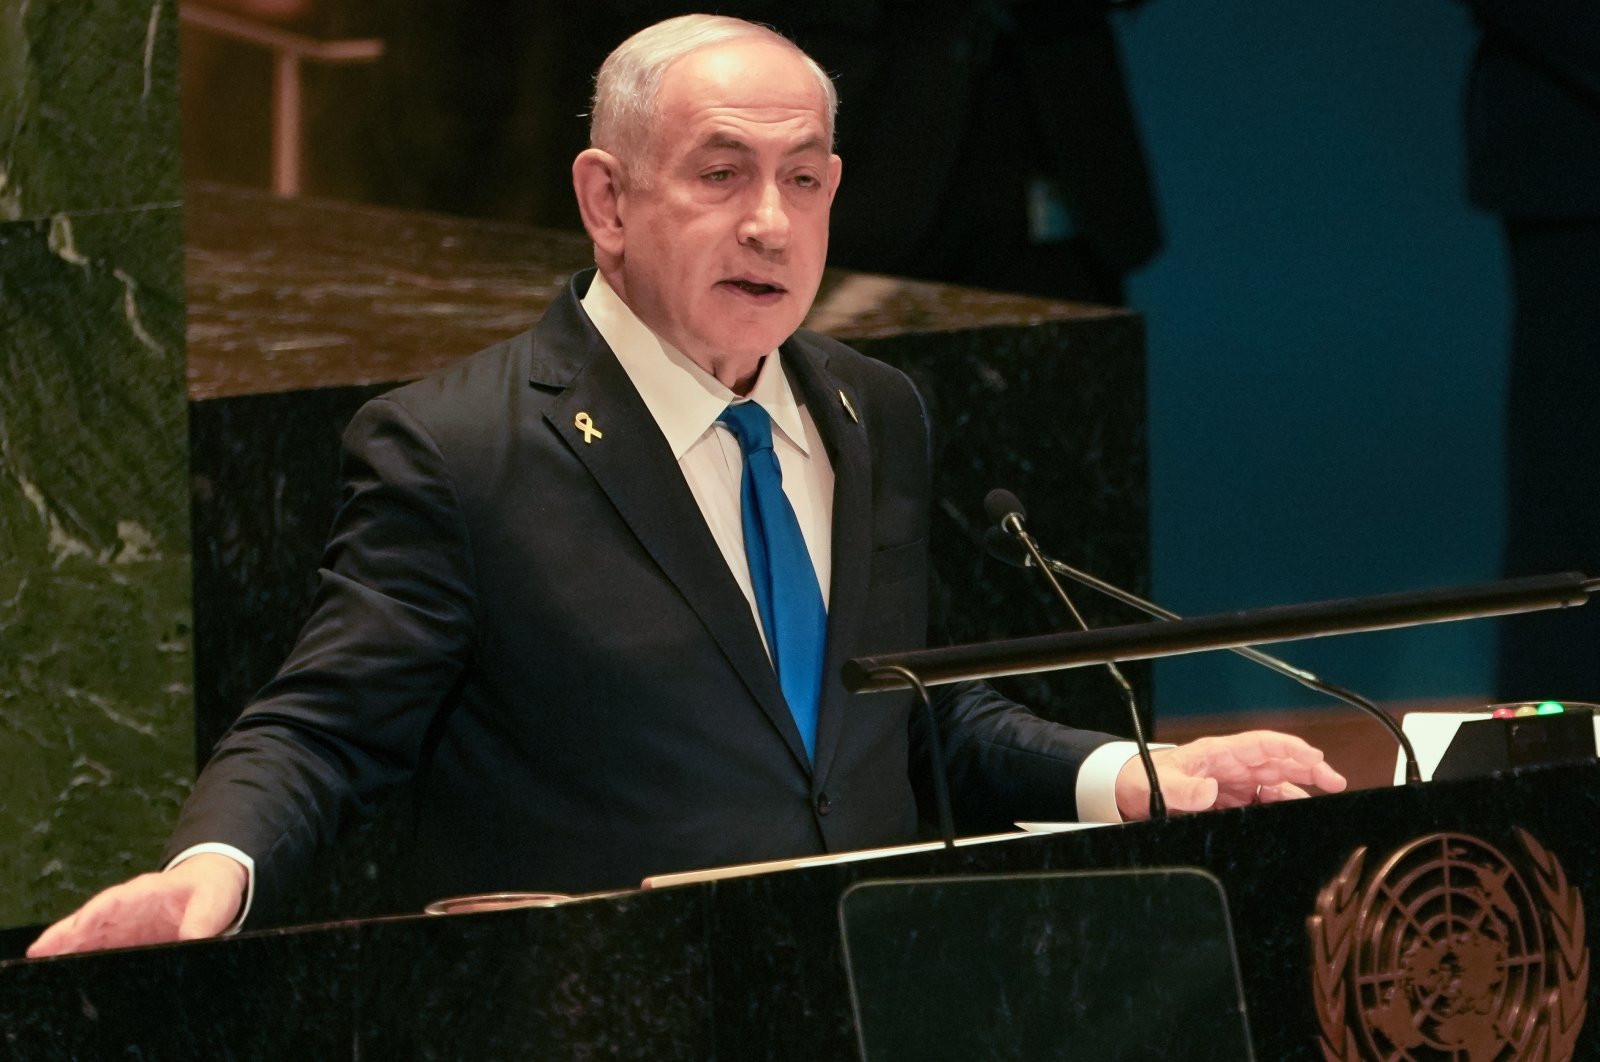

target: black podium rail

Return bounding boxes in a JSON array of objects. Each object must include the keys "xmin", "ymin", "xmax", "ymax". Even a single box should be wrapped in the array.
[{"xmin": 844, "ymin": 572, "xmax": 1592, "ymax": 692}]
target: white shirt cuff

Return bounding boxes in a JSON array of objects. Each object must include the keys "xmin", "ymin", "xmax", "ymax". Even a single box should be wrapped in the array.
[
  {"xmin": 1074, "ymin": 740, "xmax": 1174, "ymax": 823},
  {"xmin": 165, "ymin": 843, "xmax": 256, "ymax": 936}
]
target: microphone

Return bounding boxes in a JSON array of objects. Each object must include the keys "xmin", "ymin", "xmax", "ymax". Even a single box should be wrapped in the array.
[
  {"xmin": 983, "ymin": 488, "xmax": 1029, "ymax": 540},
  {"xmin": 981, "ymin": 514, "xmax": 1424, "ymax": 785},
  {"xmin": 983, "ymin": 489, "xmax": 1167, "ymax": 819}
]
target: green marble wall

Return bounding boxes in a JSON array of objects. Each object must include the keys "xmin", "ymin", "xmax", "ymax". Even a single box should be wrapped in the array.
[{"xmin": 0, "ymin": 0, "xmax": 191, "ymax": 928}]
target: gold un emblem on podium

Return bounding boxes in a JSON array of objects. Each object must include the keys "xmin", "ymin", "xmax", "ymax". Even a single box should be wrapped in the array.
[{"xmin": 1309, "ymin": 830, "xmax": 1588, "ymax": 1061}]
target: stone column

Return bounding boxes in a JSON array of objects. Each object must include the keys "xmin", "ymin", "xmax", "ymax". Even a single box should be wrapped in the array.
[{"xmin": 0, "ymin": 0, "xmax": 190, "ymax": 929}]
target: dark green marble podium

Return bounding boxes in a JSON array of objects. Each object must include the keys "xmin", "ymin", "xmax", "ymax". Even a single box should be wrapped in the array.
[{"xmin": 4, "ymin": 763, "xmax": 1595, "ymax": 1060}]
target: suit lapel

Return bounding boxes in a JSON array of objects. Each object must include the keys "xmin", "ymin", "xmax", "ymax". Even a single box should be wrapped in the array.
[
  {"xmin": 535, "ymin": 281, "xmax": 811, "ymax": 772},
  {"xmin": 784, "ymin": 340, "xmax": 873, "ymax": 785}
]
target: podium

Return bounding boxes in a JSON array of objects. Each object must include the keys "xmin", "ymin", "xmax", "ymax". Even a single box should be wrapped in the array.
[{"xmin": 4, "ymin": 762, "xmax": 1596, "ymax": 1059}]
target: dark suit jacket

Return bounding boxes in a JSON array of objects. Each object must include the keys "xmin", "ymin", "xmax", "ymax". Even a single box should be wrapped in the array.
[
  {"xmin": 1465, "ymin": 0, "xmax": 1600, "ymax": 216},
  {"xmin": 168, "ymin": 271, "xmax": 1111, "ymax": 920},
  {"xmin": 818, "ymin": 0, "xmax": 1162, "ymax": 286}
]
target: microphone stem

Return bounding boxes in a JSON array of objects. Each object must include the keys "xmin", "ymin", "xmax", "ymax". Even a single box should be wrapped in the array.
[
  {"xmin": 1005, "ymin": 517, "xmax": 1168, "ymax": 819},
  {"xmin": 871, "ymin": 665, "xmax": 956, "ymax": 848}
]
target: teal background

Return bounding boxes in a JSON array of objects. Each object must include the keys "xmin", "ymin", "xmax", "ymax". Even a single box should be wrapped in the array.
[
  {"xmin": 0, "ymin": 0, "xmax": 191, "ymax": 930},
  {"xmin": 1116, "ymin": 1, "xmax": 1510, "ymax": 713}
]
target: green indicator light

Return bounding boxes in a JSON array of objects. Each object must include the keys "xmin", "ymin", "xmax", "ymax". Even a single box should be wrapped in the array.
[{"xmin": 1536, "ymin": 701, "xmax": 1565, "ymax": 715}]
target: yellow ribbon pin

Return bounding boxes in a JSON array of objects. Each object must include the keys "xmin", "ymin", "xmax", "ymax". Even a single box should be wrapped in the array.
[
  {"xmin": 574, "ymin": 411, "xmax": 603, "ymax": 444},
  {"xmin": 839, "ymin": 390, "xmax": 859, "ymax": 424}
]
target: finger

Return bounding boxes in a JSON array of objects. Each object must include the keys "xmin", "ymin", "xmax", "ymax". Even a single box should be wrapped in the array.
[
  {"xmin": 1237, "ymin": 756, "xmax": 1347, "ymax": 791},
  {"xmin": 1225, "ymin": 730, "xmax": 1328, "ymax": 767},
  {"xmin": 1211, "ymin": 790, "xmax": 1254, "ymax": 810},
  {"xmin": 1167, "ymin": 749, "xmax": 1275, "ymax": 797},
  {"xmin": 27, "ymin": 899, "xmax": 126, "ymax": 958},
  {"xmin": 73, "ymin": 889, "xmax": 176, "ymax": 953},
  {"xmin": 1255, "ymin": 782, "xmax": 1310, "ymax": 804},
  {"xmin": 1309, "ymin": 759, "xmax": 1348, "ymax": 792},
  {"xmin": 25, "ymin": 911, "xmax": 80, "ymax": 959},
  {"xmin": 27, "ymin": 891, "xmax": 139, "ymax": 958},
  {"xmin": 1215, "ymin": 732, "xmax": 1347, "ymax": 791},
  {"xmin": 26, "ymin": 875, "xmax": 190, "ymax": 958},
  {"xmin": 1166, "ymin": 733, "xmax": 1298, "ymax": 784}
]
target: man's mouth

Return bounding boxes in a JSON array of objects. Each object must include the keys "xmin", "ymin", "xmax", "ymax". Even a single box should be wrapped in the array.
[{"xmin": 721, "ymin": 279, "xmax": 785, "ymax": 297}]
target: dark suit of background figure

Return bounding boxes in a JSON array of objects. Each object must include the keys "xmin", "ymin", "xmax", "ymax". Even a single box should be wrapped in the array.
[
  {"xmin": 811, "ymin": 0, "xmax": 1163, "ymax": 306},
  {"xmin": 1464, "ymin": 0, "xmax": 1600, "ymax": 701},
  {"xmin": 166, "ymin": 271, "xmax": 1113, "ymax": 923},
  {"xmin": 328, "ymin": 1, "xmax": 1160, "ymax": 306}
]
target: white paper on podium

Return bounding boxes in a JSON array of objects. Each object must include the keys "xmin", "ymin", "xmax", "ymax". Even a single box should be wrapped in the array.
[
  {"xmin": 640, "ymin": 823, "xmax": 1112, "ymax": 889},
  {"xmin": 1015, "ymin": 821, "xmax": 1116, "ymax": 834},
  {"xmin": 1395, "ymin": 710, "xmax": 1600, "ymax": 784}
]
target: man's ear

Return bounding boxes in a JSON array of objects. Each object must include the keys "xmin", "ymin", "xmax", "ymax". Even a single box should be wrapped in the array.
[
  {"xmin": 573, "ymin": 148, "xmax": 627, "ymax": 259},
  {"xmin": 826, "ymin": 154, "xmax": 843, "ymax": 204}
]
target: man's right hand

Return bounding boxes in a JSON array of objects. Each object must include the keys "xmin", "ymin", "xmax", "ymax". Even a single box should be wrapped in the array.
[{"xmin": 26, "ymin": 853, "xmax": 247, "ymax": 958}]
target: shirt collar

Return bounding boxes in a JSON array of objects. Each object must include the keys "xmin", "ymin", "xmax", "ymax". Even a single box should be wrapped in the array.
[{"xmin": 581, "ymin": 270, "xmax": 811, "ymax": 460}]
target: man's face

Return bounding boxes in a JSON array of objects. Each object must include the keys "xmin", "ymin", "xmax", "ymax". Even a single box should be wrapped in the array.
[{"xmin": 611, "ymin": 39, "xmax": 841, "ymax": 387}]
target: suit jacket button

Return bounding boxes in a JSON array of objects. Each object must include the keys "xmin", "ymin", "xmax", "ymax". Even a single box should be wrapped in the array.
[{"xmin": 815, "ymin": 793, "xmax": 832, "ymax": 816}]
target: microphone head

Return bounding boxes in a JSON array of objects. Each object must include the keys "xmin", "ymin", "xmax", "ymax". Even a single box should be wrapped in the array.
[
  {"xmin": 983, "ymin": 488, "xmax": 1026, "ymax": 528},
  {"xmin": 982, "ymin": 527, "xmax": 1030, "ymax": 568}
]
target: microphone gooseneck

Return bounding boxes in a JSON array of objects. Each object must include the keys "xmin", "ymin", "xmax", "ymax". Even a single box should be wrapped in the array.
[
  {"xmin": 984, "ymin": 490, "xmax": 1167, "ymax": 819},
  {"xmin": 868, "ymin": 665, "xmax": 956, "ymax": 850}
]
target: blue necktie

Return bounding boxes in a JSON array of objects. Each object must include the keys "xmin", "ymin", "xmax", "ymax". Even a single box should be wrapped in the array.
[{"xmin": 719, "ymin": 402, "xmax": 827, "ymax": 760}]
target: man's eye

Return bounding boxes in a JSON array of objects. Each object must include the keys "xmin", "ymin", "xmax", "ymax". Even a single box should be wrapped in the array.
[{"xmin": 704, "ymin": 169, "xmax": 733, "ymax": 183}]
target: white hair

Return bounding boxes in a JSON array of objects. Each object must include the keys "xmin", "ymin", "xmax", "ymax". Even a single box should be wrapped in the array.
[{"xmin": 590, "ymin": 14, "xmax": 837, "ymax": 182}]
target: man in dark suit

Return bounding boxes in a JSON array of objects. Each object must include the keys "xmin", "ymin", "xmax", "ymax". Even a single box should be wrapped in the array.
[{"xmin": 31, "ymin": 14, "xmax": 1342, "ymax": 957}]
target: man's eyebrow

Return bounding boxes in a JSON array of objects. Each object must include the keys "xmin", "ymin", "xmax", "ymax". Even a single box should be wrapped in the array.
[{"xmin": 693, "ymin": 133, "xmax": 828, "ymax": 157}]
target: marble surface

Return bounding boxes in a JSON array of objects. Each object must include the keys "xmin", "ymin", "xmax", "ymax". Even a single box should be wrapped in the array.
[
  {"xmin": 0, "ymin": 0, "xmax": 190, "ymax": 930},
  {"xmin": 183, "ymin": 186, "xmax": 589, "ymax": 400},
  {"xmin": 4, "ymin": 763, "xmax": 1596, "ymax": 1059},
  {"xmin": 183, "ymin": 184, "xmax": 1127, "ymax": 400},
  {"xmin": 0, "ymin": 0, "xmax": 182, "ymax": 218}
]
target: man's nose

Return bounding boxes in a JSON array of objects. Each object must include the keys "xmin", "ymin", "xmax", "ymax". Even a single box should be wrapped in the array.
[{"xmin": 738, "ymin": 179, "xmax": 790, "ymax": 252}]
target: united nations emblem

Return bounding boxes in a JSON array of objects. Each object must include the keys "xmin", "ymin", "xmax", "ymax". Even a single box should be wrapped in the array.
[{"xmin": 1309, "ymin": 829, "xmax": 1588, "ymax": 1061}]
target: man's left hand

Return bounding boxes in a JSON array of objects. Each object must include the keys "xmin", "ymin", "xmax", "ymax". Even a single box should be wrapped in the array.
[{"xmin": 1114, "ymin": 729, "xmax": 1348, "ymax": 822}]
